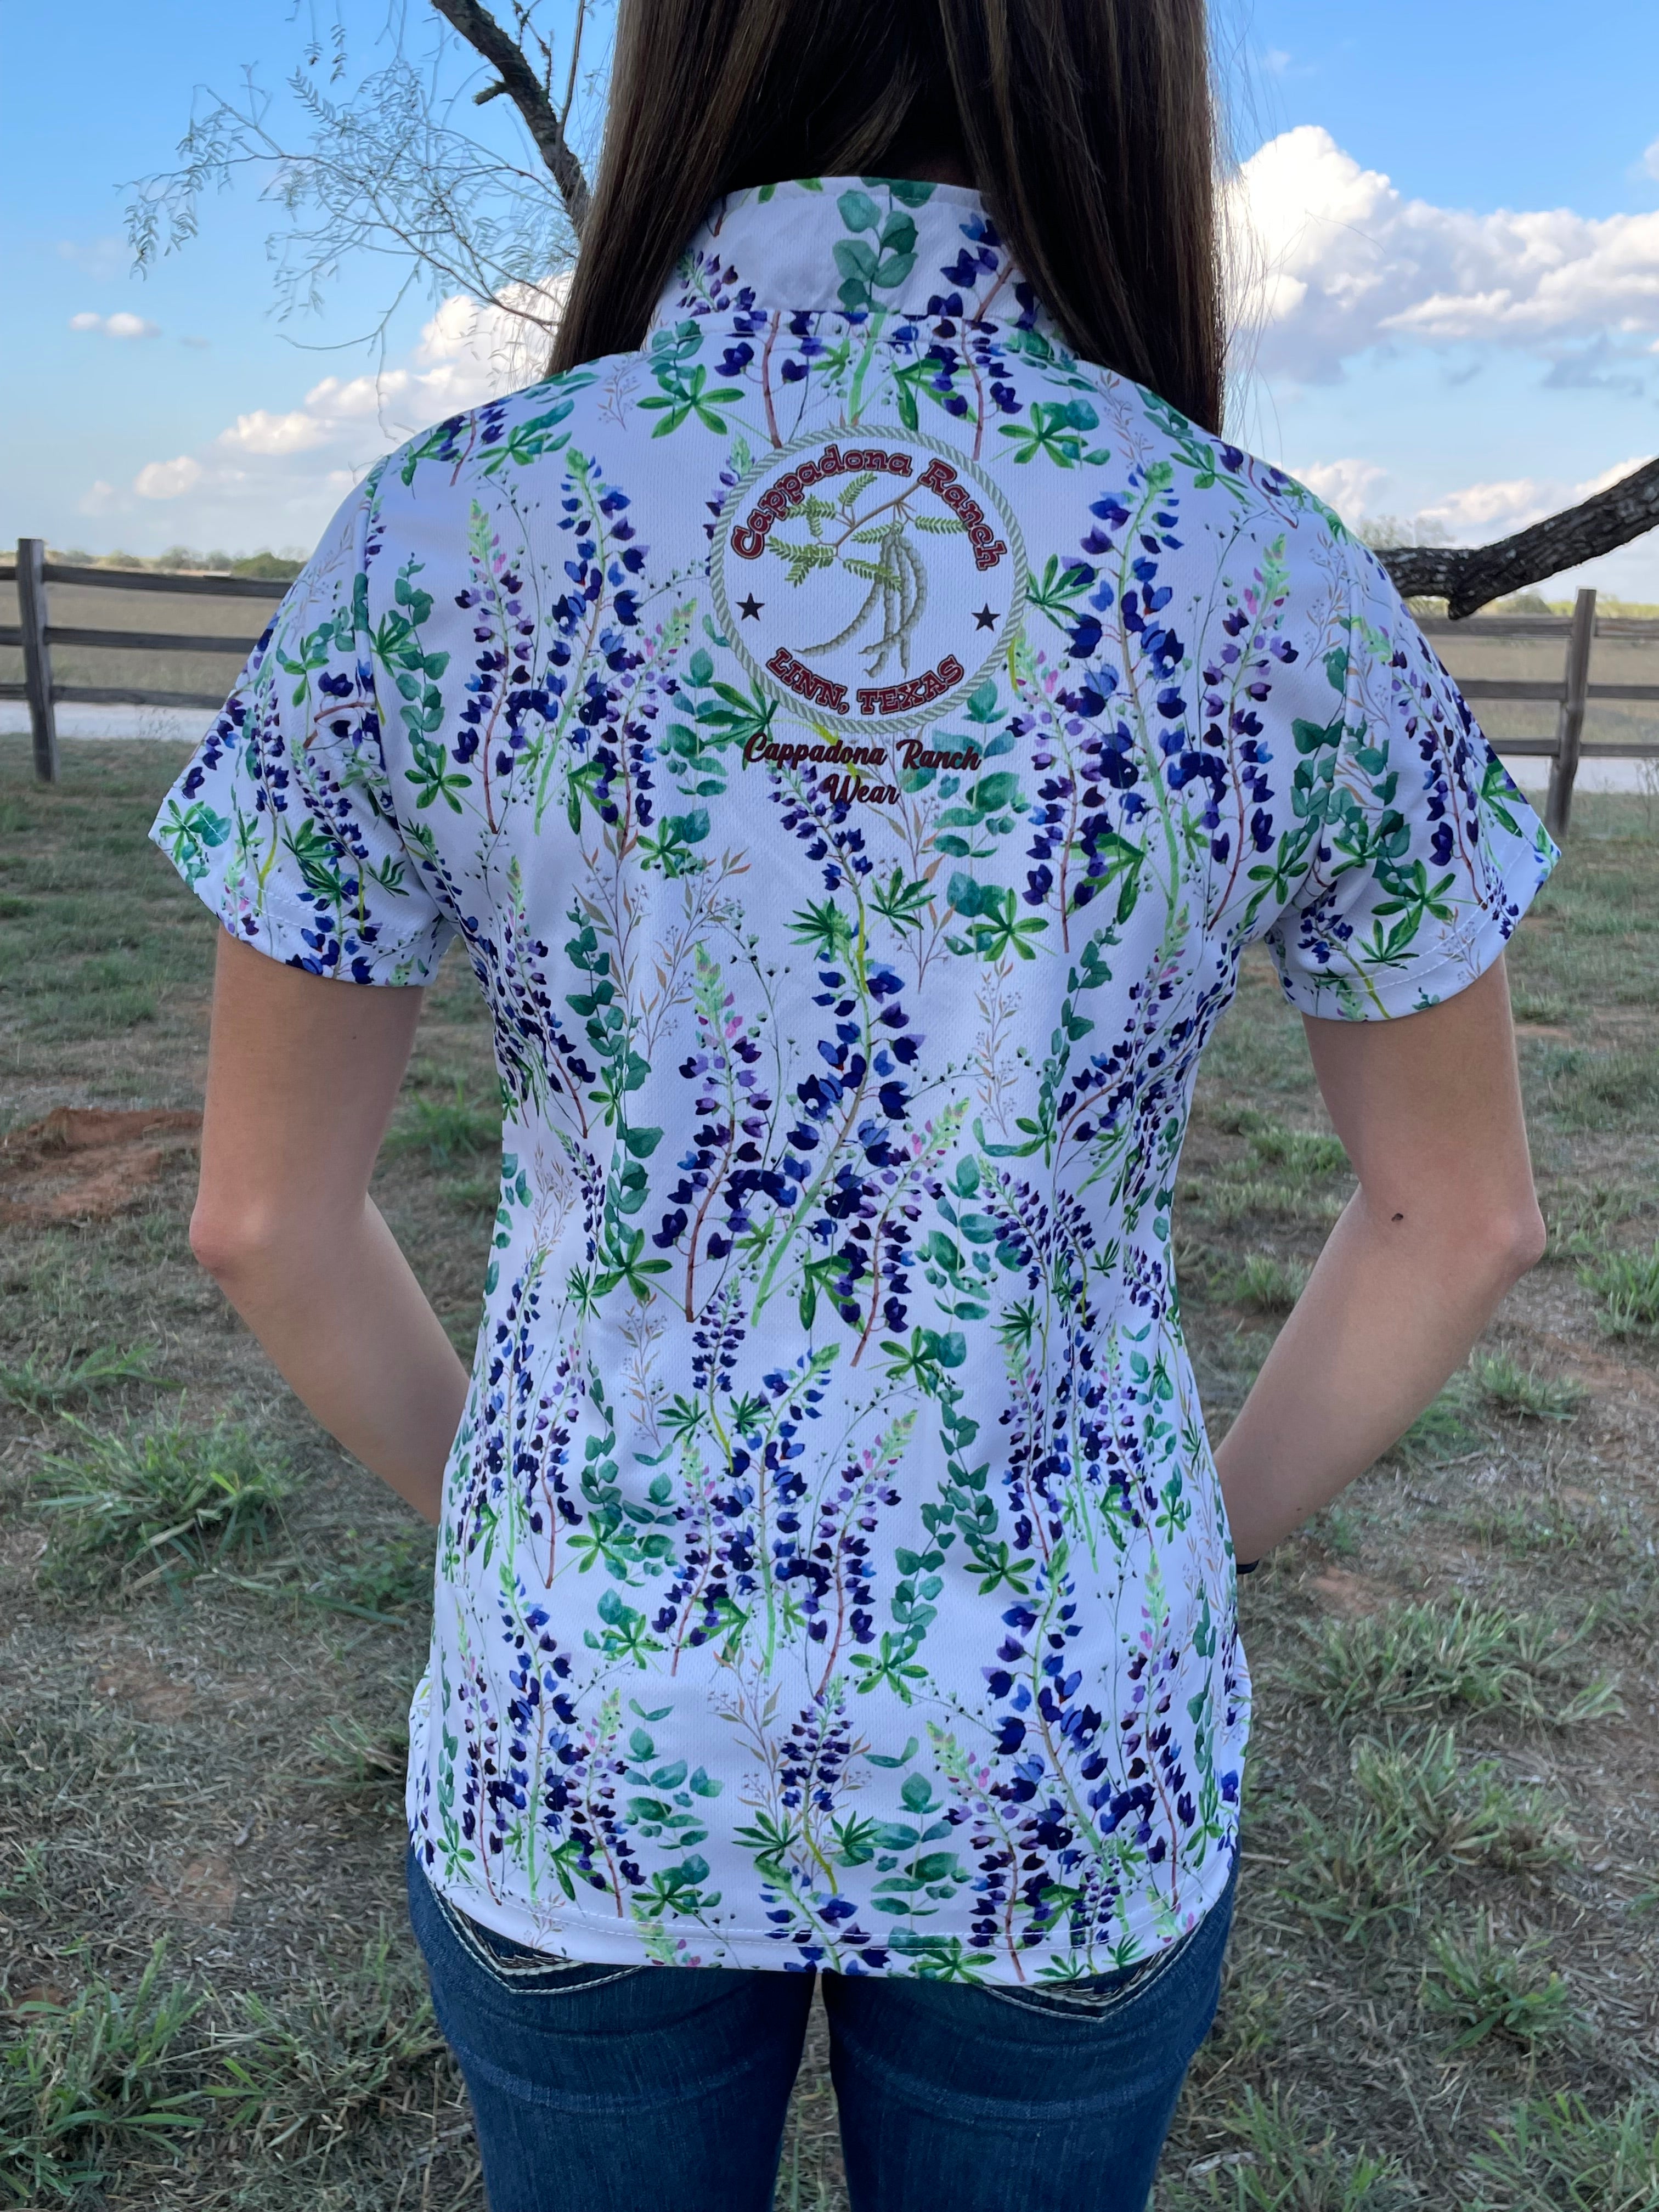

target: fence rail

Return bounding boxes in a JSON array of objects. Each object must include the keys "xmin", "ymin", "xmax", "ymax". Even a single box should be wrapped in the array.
[
  {"xmin": 0, "ymin": 625, "xmax": 268, "ymax": 656},
  {"xmin": 1418, "ymin": 614, "xmax": 1659, "ymax": 643},
  {"xmin": 1419, "ymin": 592, "xmax": 1659, "ymax": 832},
  {"xmin": 1, "ymin": 540, "xmax": 285, "ymax": 780},
  {"xmin": 3, "ymin": 557, "xmax": 290, "ymax": 599},
  {"xmin": 6, "ymin": 540, "xmax": 1659, "ymax": 832}
]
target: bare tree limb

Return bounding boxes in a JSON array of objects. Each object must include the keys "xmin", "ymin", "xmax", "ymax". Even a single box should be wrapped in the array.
[
  {"xmin": 1378, "ymin": 458, "xmax": 1659, "ymax": 619},
  {"xmin": 558, "ymin": 0, "xmax": 588, "ymax": 128},
  {"xmin": 430, "ymin": 0, "xmax": 592, "ymax": 233}
]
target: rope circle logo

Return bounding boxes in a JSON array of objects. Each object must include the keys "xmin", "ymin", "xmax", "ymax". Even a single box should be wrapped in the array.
[{"xmin": 712, "ymin": 427, "xmax": 1028, "ymax": 743}]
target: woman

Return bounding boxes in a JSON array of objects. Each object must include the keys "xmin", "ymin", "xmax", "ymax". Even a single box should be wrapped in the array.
[{"xmin": 154, "ymin": 2, "xmax": 1554, "ymax": 2205}]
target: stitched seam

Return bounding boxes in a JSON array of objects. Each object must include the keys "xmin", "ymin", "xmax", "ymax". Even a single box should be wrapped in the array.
[
  {"xmin": 1345, "ymin": 847, "xmax": 1553, "ymax": 1013},
  {"xmin": 426, "ymin": 1875, "xmax": 641, "ymax": 1993},
  {"xmin": 979, "ymin": 1912, "xmax": 1200, "ymax": 2018},
  {"xmin": 973, "ymin": 1858, "xmax": 1237, "ymax": 2020}
]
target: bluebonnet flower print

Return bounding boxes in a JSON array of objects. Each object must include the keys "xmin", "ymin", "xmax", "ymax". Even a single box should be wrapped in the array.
[{"xmin": 154, "ymin": 179, "xmax": 1555, "ymax": 1983}]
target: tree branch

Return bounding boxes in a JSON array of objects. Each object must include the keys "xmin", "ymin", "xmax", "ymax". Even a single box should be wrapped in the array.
[
  {"xmin": 429, "ymin": 0, "xmax": 591, "ymax": 234},
  {"xmin": 1377, "ymin": 458, "xmax": 1659, "ymax": 619}
]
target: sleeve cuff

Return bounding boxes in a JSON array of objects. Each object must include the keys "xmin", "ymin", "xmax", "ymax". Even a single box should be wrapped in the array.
[
  {"xmin": 150, "ymin": 822, "xmax": 455, "ymax": 986},
  {"xmin": 1280, "ymin": 839, "xmax": 1559, "ymax": 1022}
]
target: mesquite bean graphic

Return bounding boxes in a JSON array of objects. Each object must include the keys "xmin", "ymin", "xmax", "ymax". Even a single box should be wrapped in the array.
[{"xmin": 804, "ymin": 515, "xmax": 928, "ymax": 676}]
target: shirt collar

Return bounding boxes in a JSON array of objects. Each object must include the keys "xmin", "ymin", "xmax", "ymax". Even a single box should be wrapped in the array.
[{"xmin": 648, "ymin": 175, "xmax": 1065, "ymax": 346}]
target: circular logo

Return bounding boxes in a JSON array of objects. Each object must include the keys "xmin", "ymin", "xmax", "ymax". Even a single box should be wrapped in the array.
[{"xmin": 710, "ymin": 426, "xmax": 1027, "ymax": 746}]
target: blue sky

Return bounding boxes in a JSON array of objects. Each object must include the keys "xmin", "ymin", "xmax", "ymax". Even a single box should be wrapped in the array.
[
  {"xmin": 5, "ymin": 0, "xmax": 1658, "ymax": 591},
  {"xmin": 1228, "ymin": 1, "xmax": 1655, "ymax": 218}
]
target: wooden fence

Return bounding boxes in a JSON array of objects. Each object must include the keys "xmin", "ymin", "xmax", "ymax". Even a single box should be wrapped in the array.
[
  {"xmin": 1420, "ymin": 590, "xmax": 1659, "ymax": 835},
  {"xmin": 5, "ymin": 538, "xmax": 1659, "ymax": 837},
  {"xmin": 0, "ymin": 538, "xmax": 283, "ymax": 787}
]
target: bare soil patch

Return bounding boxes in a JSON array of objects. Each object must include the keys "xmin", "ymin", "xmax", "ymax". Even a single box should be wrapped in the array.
[{"xmin": 1, "ymin": 1104, "xmax": 202, "ymax": 1224}]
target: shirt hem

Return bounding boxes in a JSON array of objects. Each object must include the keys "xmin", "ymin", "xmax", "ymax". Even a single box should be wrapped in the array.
[{"xmin": 403, "ymin": 1817, "xmax": 1242, "ymax": 1980}]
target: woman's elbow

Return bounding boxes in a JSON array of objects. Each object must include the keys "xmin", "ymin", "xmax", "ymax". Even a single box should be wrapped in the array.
[
  {"xmin": 189, "ymin": 1200, "xmax": 259, "ymax": 1284},
  {"xmin": 1373, "ymin": 1183, "xmax": 1546, "ymax": 1294},
  {"xmin": 1461, "ymin": 1193, "xmax": 1547, "ymax": 1293},
  {"xmin": 1499, "ymin": 1198, "xmax": 1549, "ymax": 1281},
  {"xmin": 188, "ymin": 1190, "xmax": 308, "ymax": 1285}
]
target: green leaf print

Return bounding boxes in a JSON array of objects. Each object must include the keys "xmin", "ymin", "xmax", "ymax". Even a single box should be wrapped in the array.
[
  {"xmin": 640, "ymin": 361, "xmax": 744, "ymax": 437},
  {"xmin": 156, "ymin": 797, "xmax": 230, "ymax": 883},
  {"xmin": 405, "ymin": 731, "xmax": 471, "ymax": 813},
  {"xmin": 1026, "ymin": 554, "xmax": 1097, "ymax": 631},
  {"xmin": 879, "ymin": 176, "xmax": 936, "ymax": 208},
  {"xmin": 832, "ymin": 201, "xmax": 921, "ymax": 311},
  {"xmin": 639, "ymin": 809, "xmax": 711, "ymax": 875},
  {"xmin": 998, "ymin": 399, "xmax": 1100, "ymax": 468},
  {"xmin": 946, "ymin": 879, "xmax": 1048, "ymax": 962},
  {"xmin": 583, "ymin": 1584, "xmax": 665, "ymax": 1663},
  {"xmin": 478, "ymin": 385, "xmax": 592, "ymax": 477},
  {"xmin": 837, "ymin": 188, "xmax": 881, "ymax": 235}
]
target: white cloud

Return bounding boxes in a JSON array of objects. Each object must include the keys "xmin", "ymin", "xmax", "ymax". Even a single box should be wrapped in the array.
[
  {"xmin": 117, "ymin": 277, "xmax": 569, "ymax": 544},
  {"xmin": 1282, "ymin": 453, "xmax": 1655, "ymax": 548},
  {"xmin": 1272, "ymin": 448, "xmax": 1658, "ymax": 560},
  {"xmin": 1417, "ymin": 454, "xmax": 1653, "ymax": 541},
  {"xmin": 70, "ymin": 309, "xmax": 161, "ymax": 340},
  {"xmin": 1294, "ymin": 458, "xmax": 1387, "ymax": 518},
  {"xmin": 1233, "ymin": 126, "xmax": 1659, "ymax": 377},
  {"xmin": 78, "ymin": 479, "xmax": 119, "ymax": 516},
  {"xmin": 1644, "ymin": 138, "xmax": 1659, "ymax": 184},
  {"xmin": 219, "ymin": 409, "xmax": 333, "ymax": 457},
  {"xmin": 134, "ymin": 455, "xmax": 204, "ymax": 500},
  {"xmin": 1417, "ymin": 478, "xmax": 1555, "ymax": 537},
  {"xmin": 416, "ymin": 280, "xmax": 567, "ymax": 375},
  {"xmin": 106, "ymin": 145, "xmax": 1657, "ymax": 571},
  {"xmin": 300, "ymin": 370, "xmax": 411, "ymax": 424},
  {"xmin": 1583, "ymin": 454, "xmax": 1655, "ymax": 497}
]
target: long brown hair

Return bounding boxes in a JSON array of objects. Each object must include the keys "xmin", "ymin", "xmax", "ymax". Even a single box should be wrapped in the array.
[{"xmin": 550, "ymin": 0, "xmax": 1224, "ymax": 433}]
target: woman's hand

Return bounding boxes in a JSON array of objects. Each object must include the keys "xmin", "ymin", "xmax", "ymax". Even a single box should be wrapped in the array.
[
  {"xmin": 187, "ymin": 932, "xmax": 470, "ymax": 1525},
  {"xmin": 1214, "ymin": 956, "xmax": 1546, "ymax": 1567}
]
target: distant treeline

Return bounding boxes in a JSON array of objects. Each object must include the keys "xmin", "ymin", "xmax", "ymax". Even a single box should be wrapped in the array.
[
  {"xmin": 1476, "ymin": 592, "xmax": 1659, "ymax": 619},
  {"xmin": 48, "ymin": 545, "xmax": 305, "ymax": 582}
]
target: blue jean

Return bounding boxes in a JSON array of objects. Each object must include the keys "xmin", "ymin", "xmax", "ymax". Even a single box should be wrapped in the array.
[{"xmin": 407, "ymin": 1845, "xmax": 1236, "ymax": 2212}]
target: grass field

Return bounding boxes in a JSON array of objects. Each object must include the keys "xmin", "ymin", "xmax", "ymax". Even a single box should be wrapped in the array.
[{"xmin": 1, "ymin": 736, "xmax": 1656, "ymax": 2210}]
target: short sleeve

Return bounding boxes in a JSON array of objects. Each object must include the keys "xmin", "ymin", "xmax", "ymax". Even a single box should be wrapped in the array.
[
  {"xmin": 149, "ymin": 475, "xmax": 456, "ymax": 984},
  {"xmin": 1259, "ymin": 535, "xmax": 1559, "ymax": 1019}
]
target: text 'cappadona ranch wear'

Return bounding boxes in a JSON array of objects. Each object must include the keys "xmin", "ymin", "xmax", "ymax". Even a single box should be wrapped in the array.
[{"xmin": 154, "ymin": 178, "xmax": 1556, "ymax": 1983}]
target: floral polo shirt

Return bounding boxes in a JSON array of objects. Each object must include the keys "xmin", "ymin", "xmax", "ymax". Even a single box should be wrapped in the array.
[{"xmin": 154, "ymin": 178, "xmax": 1556, "ymax": 1983}]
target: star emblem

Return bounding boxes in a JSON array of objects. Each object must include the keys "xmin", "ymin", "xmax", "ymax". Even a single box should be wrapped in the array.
[
  {"xmin": 973, "ymin": 603, "xmax": 997, "ymax": 630},
  {"xmin": 738, "ymin": 592, "xmax": 764, "ymax": 620}
]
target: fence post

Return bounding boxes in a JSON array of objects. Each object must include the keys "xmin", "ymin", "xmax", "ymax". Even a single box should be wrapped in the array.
[
  {"xmin": 1544, "ymin": 588, "xmax": 1596, "ymax": 840},
  {"xmin": 16, "ymin": 538, "xmax": 58, "ymax": 785}
]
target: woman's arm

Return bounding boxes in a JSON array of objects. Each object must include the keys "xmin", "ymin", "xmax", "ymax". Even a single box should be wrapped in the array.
[
  {"xmin": 1214, "ymin": 957, "xmax": 1546, "ymax": 1566},
  {"xmin": 188, "ymin": 932, "xmax": 470, "ymax": 1526}
]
